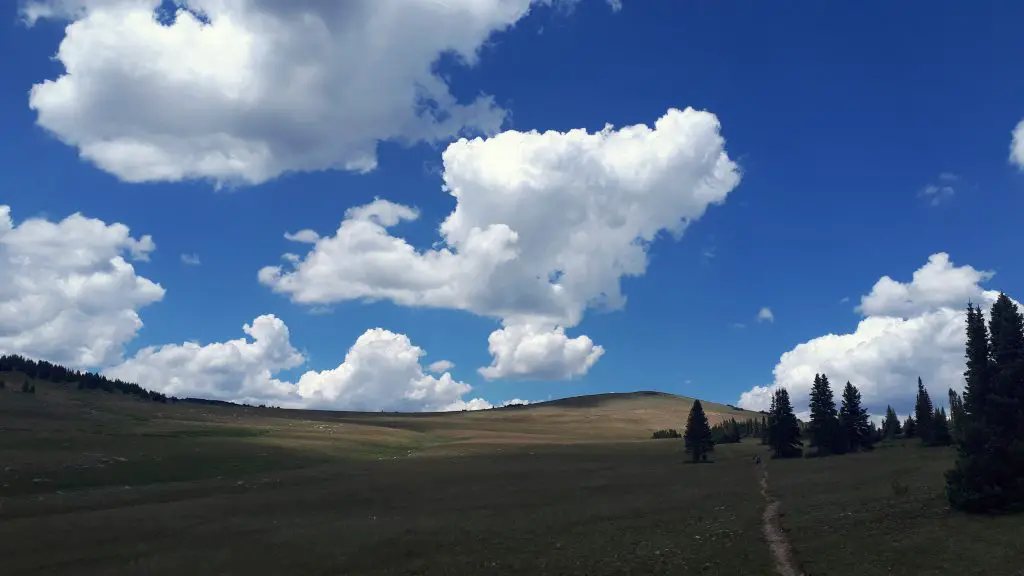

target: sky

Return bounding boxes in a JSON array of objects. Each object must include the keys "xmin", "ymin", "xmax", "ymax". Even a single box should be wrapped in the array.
[{"xmin": 2, "ymin": 0, "xmax": 1023, "ymax": 417}]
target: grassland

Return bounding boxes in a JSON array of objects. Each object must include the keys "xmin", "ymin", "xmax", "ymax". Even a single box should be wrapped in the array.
[{"xmin": 2, "ymin": 377, "xmax": 1023, "ymax": 575}]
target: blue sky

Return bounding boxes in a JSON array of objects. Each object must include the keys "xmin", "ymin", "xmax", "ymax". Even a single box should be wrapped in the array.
[{"xmin": 1, "ymin": 0, "xmax": 1022, "ymax": 415}]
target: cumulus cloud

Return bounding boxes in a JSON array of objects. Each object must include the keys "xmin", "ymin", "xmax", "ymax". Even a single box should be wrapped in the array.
[
  {"xmin": 738, "ymin": 253, "xmax": 1004, "ymax": 416},
  {"xmin": 0, "ymin": 205, "xmax": 164, "ymax": 367},
  {"xmin": 757, "ymin": 307, "xmax": 774, "ymax": 323},
  {"xmin": 19, "ymin": 0, "xmax": 624, "ymax": 185},
  {"xmin": 106, "ymin": 316, "xmax": 492, "ymax": 411},
  {"xmin": 427, "ymin": 359, "xmax": 455, "ymax": 374},
  {"xmin": 479, "ymin": 323, "xmax": 604, "ymax": 380},
  {"xmin": 260, "ymin": 107, "xmax": 740, "ymax": 378},
  {"xmin": 1012, "ymin": 120, "xmax": 1024, "ymax": 169}
]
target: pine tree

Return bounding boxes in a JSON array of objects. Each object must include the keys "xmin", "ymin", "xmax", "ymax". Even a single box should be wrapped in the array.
[
  {"xmin": 768, "ymin": 388, "xmax": 803, "ymax": 458},
  {"xmin": 947, "ymin": 295, "xmax": 1024, "ymax": 512},
  {"xmin": 684, "ymin": 400, "xmax": 714, "ymax": 463},
  {"xmin": 948, "ymin": 388, "xmax": 966, "ymax": 442},
  {"xmin": 881, "ymin": 405, "xmax": 901, "ymax": 440},
  {"xmin": 915, "ymin": 377, "xmax": 935, "ymax": 445},
  {"xmin": 903, "ymin": 415, "xmax": 916, "ymax": 438},
  {"xmin": 839, "ymin": 381, "xmax": 874, "ymax": 451},
  {"xmin": 808, "ymin": 373, "xmax": 842, "ymax": 455},
  {"xmin": 932, "ymin": 407, "xmax": 952, "ymax": 446},
  {"xmin": 759, "ymin": 416, "xmax": 769, "ymax": 445}
]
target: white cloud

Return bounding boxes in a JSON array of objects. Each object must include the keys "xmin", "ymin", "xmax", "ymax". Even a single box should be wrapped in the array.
[
  {"xmin": 918, "ymin": 172, "xmax": 957, "ymax": 206},
  {"xmin": 106, "ymin": 316, "xmax": 493, "ymax": 411},
  {"xmin": 20, "ymin": 0, "xmax": 624, "ymax": 186},
  {"xmin": 502, "ymin": 398, "xmax": 531, "ymax": 406},
  {"xmin": 738, "ymin": 253, "xmax": 1003, "ymax": 416},
  {"xmin": 180, "ymin": 252, "xmax": 201, "ymax": 266},
  {"xmin": 260, "ymin": 107, "xmax": 740, "ymax": 378},
  {"xmin": 757, "ymin": 307, "xmax": 774, "ymax": 323},
  {"xmin": 856, "ymin": 253, "xmax": 993, "ymax": 318},
  {"xmin": 479, "ymin": 323, "xmax": 604, "ymax": 380},
  {"xmin": 104, "ymin": 314, "xmax": 304, "ymax": 403},
  {"xmin": 427, "ymin": 359, "xmax": 455, "ymax": 374},
  {"xmin": 1011, "ymin": 120, "xmax": 1024, "ymax": 169},
  {"xmin": 0, "ymin": 205, "xmax": 164, "ymax": 367}
]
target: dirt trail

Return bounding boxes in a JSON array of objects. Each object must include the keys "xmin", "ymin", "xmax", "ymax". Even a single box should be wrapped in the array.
[{"xmin": 758, "ymin": 465, "xmax": 804, "ymax": 576}]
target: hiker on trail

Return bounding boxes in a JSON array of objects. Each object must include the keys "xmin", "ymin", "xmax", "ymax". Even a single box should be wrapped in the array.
[{"xmin": 754, "ymin": 455, "xmax": 762, "ymax": 465}]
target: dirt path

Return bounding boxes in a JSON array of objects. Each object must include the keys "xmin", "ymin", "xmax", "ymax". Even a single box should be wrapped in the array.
[{"xmin": 758, "ymin": 465, "xmax": 804, "ymax": 576}]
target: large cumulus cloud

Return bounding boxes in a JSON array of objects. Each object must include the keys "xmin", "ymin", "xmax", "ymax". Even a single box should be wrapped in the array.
[
  {"xmin": 260, "ymin": 107, "xmax": 741, "ymax": 379},
  {"xmin": 738, "ymin": 253, "xmax": 1005, "ymax": 415}
]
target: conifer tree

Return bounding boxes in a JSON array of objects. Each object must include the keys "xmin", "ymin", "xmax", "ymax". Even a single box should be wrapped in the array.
[
  {"xmin": 839, "ymin": 381, "xmax": 874, "ymax": 451},
  {"xmin": 684, "ymin": 400, "xmax": 714, "ymax": 463},
  {"xmin": 881, "ymin": 405, "xmax": 901, "ymax": 440},
  {"xmin": 903, "ymin": 415, "xmax": 916, "ymax": 438},
  {"xmin": 932, "ymin": 407, "xmax": 952, "ymax": 446},
  {"xmin": 768, "ymin": 388, "xmax": 803, "ymax": 458},
  {"xmin": 808, "ymin": 373, "xmax": 842, "ymax": 454},
  {"xmin": 759, "ymin": 416, "xmax": 769, "ymax": 445},
  {"xmin": 948, "ymin": 388, "xmax": 966, "ymax": 442},
  {"xmin": 915, "ymin": 377, "xmax": 935, "ymax": 445},
  {"xmin": 947, "ymin": 295, "xmax": 1024, "ymax": 512}
]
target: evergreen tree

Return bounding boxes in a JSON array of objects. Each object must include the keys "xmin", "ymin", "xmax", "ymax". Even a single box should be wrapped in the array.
[
  {"xmin": 684, "ymin": 400, "xmax": 714, "ymax": 463},
  {"xmin": 881, "ymin": 405, "xmax": 901, "ymax": 440},
  {"xmin": 839, "ymin": 381, "xmax": 874, "ymax": 451},
  {"xmin": 903, "ymin": 416, "xmax": 916, "ymax": 438},
  {"xmin": 808, "ymin": 373, "xmax": 842, "ymax": 454},
  {"xmin": 947, "ymin": 295, "xmax": 1024, "ymax": 512},
  {"xmin": 21, "ymin": 380, "xmax": 29, "ymax": 393},
  {"xmin": 768, "ymin": 388, "xmax": 803, "ymax": 458},
  {"xmin": 932, "ymin": 407, "xmax": 952, "ymax": 446},
  {"xmin": 759, "ymin": 416, "xmax": 769, "ymax": 445},
  {"xmin": 915, "ymin": 377, "xmax": 935, "ymax": 445},
  {"xmin": 948, "ymin": 388, "xmax": 966, "ymax": 442}
]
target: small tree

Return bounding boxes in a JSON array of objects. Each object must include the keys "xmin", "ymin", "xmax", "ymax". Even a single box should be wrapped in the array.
[
  {"xmin": 768, "ymin": 388, "xmax": 803, "ymax": 458},
  {"xmin": 808, "ymin": 374, "xmax": 842, "ymax": 455},
  {"xmin": 839, "ymin": 381, "xmax": 874, "ymax": 451},
  {"xmin": 684, "ymin": 400, "xmax": 714, "ymax": 463},
  {"xmin": 915, "ymin": 377, "xmax": 935, "ymax": 445},
  {"xmin": 932, "ymin": 407, "xmax": 952, "ymax": 446},
  {"xmin": 903, "ymin": 415, "xmax": 916, "ymax": 438},
  {"xmin": 881, "ymin": 405, "xmax": 901, "ymax": 440},
  {"xmin": 21, "ymin": 380, "xmax": 30, "ymax": 393},
  {"xmin": 948, "ymin": 388, "xmax": 966, "ymax": 442}
]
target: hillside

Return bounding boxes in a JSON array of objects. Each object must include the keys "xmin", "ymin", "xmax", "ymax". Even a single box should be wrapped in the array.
[{"xmin": 0, "ymin": 369, "xmax": 754, "ymax": 454}]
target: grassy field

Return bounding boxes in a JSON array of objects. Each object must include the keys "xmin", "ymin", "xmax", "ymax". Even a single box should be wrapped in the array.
[{"xmin": 2, "ymin": 378, "xmax": 1023, "ymax": 575}]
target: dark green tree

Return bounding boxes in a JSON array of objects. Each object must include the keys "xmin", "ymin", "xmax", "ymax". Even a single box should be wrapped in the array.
[
  {"xmin": 881, "ymin": 405, "xmax": 901, "ymax": 440},
  {"xmin": 839, "ymin": 381, "xmax": 874, "ymax": 451},
  {"xmin": 684, "ymin": 400, "xmax": 714, "ymax": 463},
  {"xmin": 947, "ymin": 295, "xmax": 1024, "ymax": 512},
  {"xmin": 768, "ymin": 388, "xmax": 803, "ymax": 458},
  {"xmin": 903, "ymin": 415, "xmax": 916, "ymax": 438},
  {"xmin": 915, "ymin": 377, "xmax": 935, "ymax": 445},
  {"xmin": 932, "ymin": 407, "xmax": 952, "ymax": 446},
  {"xmin": 808, "ymin": 373, "xmax": 842, "ymax": 454},
  {"xmin": 759, "ymin": 416, "xmax": 769, "ymax": 445},
  {"xmin": 948, "ymin": 388, "xmax": 966, "ymax": 442},
  {"xmin": 21, "ymin": 380, "xmax": 29, "ymax": 393}
]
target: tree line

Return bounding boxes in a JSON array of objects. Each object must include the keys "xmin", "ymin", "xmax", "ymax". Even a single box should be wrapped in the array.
[{"xmin": 681, "ymin": 292, "xmax": 1024, "ymax": 515}]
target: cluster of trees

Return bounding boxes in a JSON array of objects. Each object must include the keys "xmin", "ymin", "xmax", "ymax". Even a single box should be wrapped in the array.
[
  {"xmin": 651, "ymin": 428, "xmax": 682, "ymax": 439},
  {"xmin": 946, "ymin": 294, "xmax": 1024, "ymax": 513},
  {"xmin": 762, "ymin": 376, "xmax": 875, "ymax": 459},
  {"xmin": 711, "ymin": 416, "xmax": 768, "ymax": 444},
  {"xmin": 0, "ymin": 354, "xmax": 171, "ymax": 403},
  {"xmin": 878, "ymin": 379, "xmax": 954, "ymax": 446}
]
